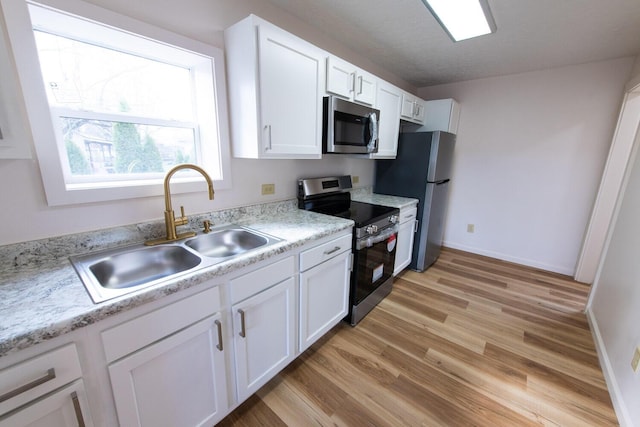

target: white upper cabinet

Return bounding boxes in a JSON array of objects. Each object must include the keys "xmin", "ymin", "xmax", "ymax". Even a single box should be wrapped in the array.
[
  {"xmin": 225, "ymin": 15, "xmax": 324, "ymax": 159},
  {"xmin": 421, "ymin": 98, "xmax": 461, "ymax": 134},
  {"xmin": 400, "ymin": 92, "xmax": 426, "ymax": 124},
  {"xmin": 326, "ymin": 56, "xmax": 376, "ymax": 106},
  {"xmin": 371, "ymin": 81, "xmax": 402, "ymax": 159}
]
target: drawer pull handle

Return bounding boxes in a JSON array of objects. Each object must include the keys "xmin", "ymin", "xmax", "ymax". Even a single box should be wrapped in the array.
[
  {"xmin": 238, "ymin": 309, "xmax": 246, "ymax": 338},
  {"xmin": 0, "ymin": 368, "xmax": 56, "ymax": 403},
  {"xmin": 323, "ymin": 246, "xmax": 341, "ymax": 255},
  {"xmin": 71, "ymin": 391, "xmax": 86, "ymax": 427},
  {"xmin": 215, "ymin": 319, "xmax": 224, "ymax": 351}
]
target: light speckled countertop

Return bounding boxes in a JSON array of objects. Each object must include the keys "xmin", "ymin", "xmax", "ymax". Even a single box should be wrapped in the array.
[
  {"xmin": 0, "ymin": 200, "xmax": 353, "ymax": 358},
  {"xmin": 0, "ymin": 192, "xmax": 415, "ymax": 358},
  {"xmin": 351, "ymin": 190, "xmax": 418, "ymax": 210}
]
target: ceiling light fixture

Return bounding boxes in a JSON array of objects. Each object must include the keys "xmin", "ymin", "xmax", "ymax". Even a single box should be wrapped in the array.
[{"xmin": 421, "ymin": 0, "xmax": 496, "ymax": 42}]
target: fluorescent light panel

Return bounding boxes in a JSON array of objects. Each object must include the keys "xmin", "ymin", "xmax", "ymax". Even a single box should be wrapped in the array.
[{"xmin": 422, "ymin": 0, "xmax": 496, "ymax": 42}]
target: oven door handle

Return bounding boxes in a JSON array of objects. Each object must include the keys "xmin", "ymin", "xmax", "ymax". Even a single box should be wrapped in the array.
[{"xmin": 355, "ymin": 225, "xmax": 398, "ymax": 250}]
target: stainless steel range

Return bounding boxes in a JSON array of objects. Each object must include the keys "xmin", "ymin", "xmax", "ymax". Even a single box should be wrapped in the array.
[{"xmin": 298, "ymin": 176, "xmax": 399, "ymax": 325}]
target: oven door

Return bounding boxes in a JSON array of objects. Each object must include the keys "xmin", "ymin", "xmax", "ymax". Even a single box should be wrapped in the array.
[
  {"xmin": 323, "ymin": 96, "xmax": 379, "ymax": 154},
  {"xmin": 352, "ymin": 227, "xmax": 397, "ymax": 305}
]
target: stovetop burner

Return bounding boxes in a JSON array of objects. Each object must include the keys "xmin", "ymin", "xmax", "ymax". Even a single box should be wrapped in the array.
[{"xmin": 331, "ymin": 201, "xmax": 398, "ymax": 228}]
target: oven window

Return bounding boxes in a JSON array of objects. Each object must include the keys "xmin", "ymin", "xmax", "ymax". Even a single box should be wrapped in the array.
[{"xmin": 353, "ymin": 236, "xmax": 396, "ymax": 304}]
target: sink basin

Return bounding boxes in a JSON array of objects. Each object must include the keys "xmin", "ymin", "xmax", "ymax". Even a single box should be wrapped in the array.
[
  {"xmin": 70, "ymin": 225, "xmax": 282, "ymax": 304},
  {"xmin": 89, "ymin": 246, "xmax": 201, "ymax": 290},
  {"xmin": 185, "ymin": 228, "xmax": 269, "ymax": 258},
  {"xmin": 71, "ymin": 245, "xmax": 202, "ymax": 303}
]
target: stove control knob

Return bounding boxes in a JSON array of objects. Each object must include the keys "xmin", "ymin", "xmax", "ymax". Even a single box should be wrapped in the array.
[
  {"xmin": 366, "ymin": 224, "xmax": 378, "ymax": 235},
  {"xmin": 389, "ymin": 214, "xmax": 399, "ymax": 224}
]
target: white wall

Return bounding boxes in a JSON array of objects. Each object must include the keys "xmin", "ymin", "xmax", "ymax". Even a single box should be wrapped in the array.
[
  {"xmin": 588, "ymin": 100, "xmax": 640, "ymax": 425},
  {"xmin": 418, "ymin": 58, "xmax": 634, "ymax": 275},
  {"xmin": 0, "ymin": 0, "xmax": 400, "ymax": 245}
]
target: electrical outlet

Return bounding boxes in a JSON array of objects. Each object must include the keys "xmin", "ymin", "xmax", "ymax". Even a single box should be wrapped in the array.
[
  {"xmin": 352, "ymin": 175, "xmax": 360, "ymax": 184},
  {"xmin": 632, "ymin": 346, "xmax": 640, "ymax": 373},
  {"xmin": 467, "ymin": 224, "xmax": 475, "ymax": 233},
  {"xmin": 261, "ymin": 183, "xmax": 275, "ymax": 195}
]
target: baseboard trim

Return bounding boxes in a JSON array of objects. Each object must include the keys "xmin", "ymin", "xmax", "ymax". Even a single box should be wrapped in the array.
[
  {"xmin": 586, "ymin": 307, "xmax": 632, "ymax": 426},
  {"xmin": 442, "ymin": 241, "xmax": 574, "ymax": 275}
]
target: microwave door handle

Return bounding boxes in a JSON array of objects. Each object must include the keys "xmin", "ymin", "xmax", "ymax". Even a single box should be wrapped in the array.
[{"xmin": 367, "ymin": 112, "xmax": 378, "ymax": 152}]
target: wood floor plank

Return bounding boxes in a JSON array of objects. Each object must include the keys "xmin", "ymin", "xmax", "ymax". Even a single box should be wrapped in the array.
[{"xmin": 219, "ymin": 247, "xmax": 618, "ymax": 426}]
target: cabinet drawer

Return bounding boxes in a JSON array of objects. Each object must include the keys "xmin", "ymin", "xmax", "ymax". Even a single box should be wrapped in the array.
[
  {"xmin": 0, "ymin": 344, "xmax": 82, "ymax": 416},
  {"xmin": 400, "ymin": 206, "xmax": 418, "ymax": 224},
  {"xmin": 102, "ymin": 286, "xmax": 221, "ymax": 363},
  {"xmin": 300, "ymin": 233, "xmax": 352, "ymax": 272},
  {"xmin": 230, "ymin": 256, "xmax": 295, "ymax": 304}
]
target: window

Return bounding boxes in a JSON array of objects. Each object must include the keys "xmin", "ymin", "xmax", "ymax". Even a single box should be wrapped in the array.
[{"xmin": 0, "ymin": 0, "xmax": 230, "ymax": 205}]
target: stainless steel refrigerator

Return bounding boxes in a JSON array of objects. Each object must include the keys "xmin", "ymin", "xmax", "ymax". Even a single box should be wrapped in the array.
[{"xmin": 374, "ymin": 131, "xmax": 456, "ymax": 271}]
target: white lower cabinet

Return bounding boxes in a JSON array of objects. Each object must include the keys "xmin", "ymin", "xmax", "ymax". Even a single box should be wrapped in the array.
[
  {"xmin": 299, "ymin": 249, "xmax": 351, "ymax": 352},
  {"xmin": 3, "ymin": 231, "xmax": 354, "ymax": 426},
  {"xmin": 231, "ymin": 258, "xmax": 296, "ymax": 402},
  {"xmin": 0, "ymin": 380, "xmax": 92, "ymax": 427},
  {"xmin": 103, "ymin": 287, "xmax": 228, "ymax": 427},
  {"xmin": 0, "ymin": 343, "xmax": 93, "ymax": 427},
  {"xmin": 394, "ymin": 206, "xmax": 418, "ymax": 275}
]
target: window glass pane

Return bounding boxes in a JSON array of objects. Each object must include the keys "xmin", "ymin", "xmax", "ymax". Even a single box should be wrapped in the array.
[
  {"xmin": 34, "ymin": 30, "xmax": 194, "ymax": 122},
  {"xmin": 61, "ymin": 117, "xmax": 196, "ymax": 178}
]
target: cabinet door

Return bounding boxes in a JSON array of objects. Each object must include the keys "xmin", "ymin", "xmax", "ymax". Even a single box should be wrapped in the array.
[
  {"xmin": 0, "ymin": 380, "xmax": 93, "ymax": 427},
  {"xmin": 422, "ymin": 98, "xmax": 460, "ymax": 134},
  {"xmin": 353, "ymin": 70, "xmax": 376, "ymax": 106},
  {"xmin": 413, "ymin": 99, "xmax": 426, "ymax": 123},
  {"xmin": 401, "ymin": 93, "xmax": 417, "ymax": 119},
  {"xmin": 400, "ymin": 93, "xmax": 426, "ymax": 124},
  {"xmin": 326, "ymin": 56, "xmax": 354, "ymax": 99},
  {"xmin": 394, "ymin": 218, "xmax": 417, "ymax": 275},
  {"xmin": 258, "ymin": 24, "xmax": 323, "ymax": 158},
  {"xmin": 108, "ymin": 314, "xmax": 228, "ymax": 427},
  {"xmin": 372, "ymin": 82, "xmax": 402, "ymax": 158},
  {"xmin": 299, "ymin": 250, "xmax": 350, "ymax": 352},
  {"xmin": 233, "ymin": 277, "xmax": 295, "ymax": 402}
]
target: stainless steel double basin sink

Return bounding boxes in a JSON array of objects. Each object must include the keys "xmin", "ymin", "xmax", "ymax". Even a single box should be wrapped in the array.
[{"xmin": 70, "ymin": 225, "xmax": 281, "ymax": 303}]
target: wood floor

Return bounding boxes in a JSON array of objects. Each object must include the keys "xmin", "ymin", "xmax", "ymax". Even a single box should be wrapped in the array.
[{"xmin": 218, "ymin": 248, "xmax": 618, "ymax": 426}]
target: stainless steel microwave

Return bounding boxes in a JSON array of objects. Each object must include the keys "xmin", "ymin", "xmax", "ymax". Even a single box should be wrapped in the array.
[{"xmin": 323, "ymin": 96, "xmax": 379, "ymax": 154}]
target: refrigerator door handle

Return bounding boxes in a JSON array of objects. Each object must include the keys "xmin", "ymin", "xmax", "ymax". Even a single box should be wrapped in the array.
[{"xmin": 414, "ymin": 219, "xmax": 419, "ymax": 233}]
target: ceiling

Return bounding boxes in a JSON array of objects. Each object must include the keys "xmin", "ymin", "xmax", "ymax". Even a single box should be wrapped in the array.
[{"xmin": 263, "ymin": 0, "xmax": 640, "ymax": 87}]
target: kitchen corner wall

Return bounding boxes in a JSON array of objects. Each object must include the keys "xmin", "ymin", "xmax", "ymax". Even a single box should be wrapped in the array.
[
  {"xmin": 587, "ymin": 69, "xmax": 640, "ymax": 426},
  {"xmin": 0, "ymin": 0, "xmax": 397, "ymax": 246},
  {"xmin": 418, "ymin": 57, "xmax": 635, "ymax": 275},
  {"xmin": 588, "ymin": 117, "xmax": 640, "ymax": 425}
]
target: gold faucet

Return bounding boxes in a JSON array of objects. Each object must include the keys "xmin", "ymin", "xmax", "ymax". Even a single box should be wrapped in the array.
[{"xmin": 145, "ymin": 164, "xmax": 215, "ymax": 246}]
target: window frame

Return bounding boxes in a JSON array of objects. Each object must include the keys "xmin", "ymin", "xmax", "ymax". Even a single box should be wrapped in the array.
[{"xmin": 0, "ymin": 0, "xmax": 231, "ymax": 206}]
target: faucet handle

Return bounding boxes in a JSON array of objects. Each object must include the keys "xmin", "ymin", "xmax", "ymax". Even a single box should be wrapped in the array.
[
  {"xmin": 203, "ymin": 220, "xmax": 212, "ymax": 233},
  {"xmin": 173, "ymin": 205, "xmax": 188, "ymax": 227}
]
